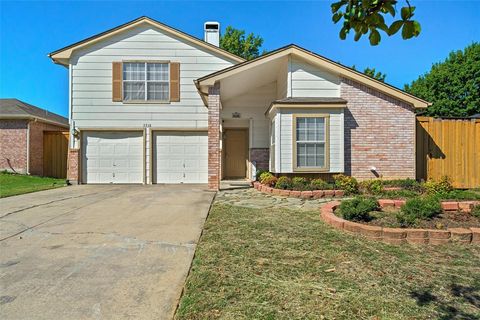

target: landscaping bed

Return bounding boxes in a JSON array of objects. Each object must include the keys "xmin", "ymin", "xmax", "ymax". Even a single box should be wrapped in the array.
[{"xmin": 0, "ymin": 172, "xmax": 67, "ymax": 198}]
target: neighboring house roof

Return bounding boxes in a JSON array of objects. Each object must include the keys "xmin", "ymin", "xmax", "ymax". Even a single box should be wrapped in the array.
[
  {"xmin": 470, "ymin": 113, "xmax": 480, "ymax": 119},
  {"xmin": 0, "ymin": 99, "xmax": 69, "ymax": 127},
  {"xmin": 48, "ymin": 16, "xmax": 245, "ymax": 66},
  {"xmin": 196, "ymin": 44, "xmax": 431, "ymax": 109}
]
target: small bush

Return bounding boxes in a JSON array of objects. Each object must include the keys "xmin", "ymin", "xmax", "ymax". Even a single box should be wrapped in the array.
[
  {"xmin": 256, "ymin": 169, "xmax": 269, "ymax": 181},
  {"xmin": 275, "ymin": 176, "xmax": 292, "ymax": 190},
  {"xmin": 338, "ymin": 197, "xmax": 378, "ymax": 222},
  {"xmin": 259, "ymin": 172, "xmax": 277, "ymax": 186},
  {"xmin": 292, "ymin": 177, "xmax": 310, "ymax": 191},
  {"xmin": 333, "ymin": 174, "xmax": 359, "ymax": 195},
  {"xmin": 472, "ymin": 205, "xmax": 480, "ymax": 218},
  {"xmin": 359, "ymin": 179, "xmax": 384, "ymax": 195},
  {"xmin": 382, "ymin": 189, "xmax": 419, "ymax": 199},
  {"xmin": 440, "ymin": 189, "xmax": 480, "ymax": 201},
  {"xmin": 383, "ymin": 178, "xmax": 422, "ymax": 192},
  {"xmin": 310, "ymin": 178, "xmax": 332, "ymax": 190},
  {"xmin": 423, "ymin": 176, "xmax": 453, "ymax": 196},
  {"xmin": 396, "ymin": 197, "xmax": 442, "ymax": 227}
]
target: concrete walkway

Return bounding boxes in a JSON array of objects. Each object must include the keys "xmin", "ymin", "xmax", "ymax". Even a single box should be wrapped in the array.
[
  {"xmin": 0, "ymin": 185, "xmax": 214, "ymax": 320},
  {"xmin": 215, "ymin": 188, "xmax": 333, "ymax": 211}
]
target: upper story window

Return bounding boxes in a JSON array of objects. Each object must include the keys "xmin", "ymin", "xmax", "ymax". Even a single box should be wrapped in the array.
[
  {"xmin": 295, "ymin": 116, "xmax": 328, "ymax": 170},
  {"xmin": 123, "ymin": 62, "xmax": 169, "ymax": 102}
]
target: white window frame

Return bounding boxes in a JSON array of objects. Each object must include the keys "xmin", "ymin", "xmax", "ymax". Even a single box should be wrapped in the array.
[
  {"xmin": 123, "ymin": 61, "xmax": 170, "ymax": 103},
  {"xmin": 293, "ymin": 114, "xmax": 329, "ymax": 172}
]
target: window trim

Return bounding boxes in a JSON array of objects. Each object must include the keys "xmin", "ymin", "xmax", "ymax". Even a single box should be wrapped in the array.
[
  {"xmin": 122, "ymin": 60, "xmax": 170, "ymax": 103},
  {"xmin": 292, "ymin": 114, "xmax": 330, "ymax": 172},
  {"xmin": 270, "ymin": 118, "xmax": 276, "ymax": 172}
]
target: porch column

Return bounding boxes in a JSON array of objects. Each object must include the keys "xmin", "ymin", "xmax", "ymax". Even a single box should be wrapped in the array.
[{"xmin": 208, "ymin": 82, "xmax": 221, "ymax": 190}]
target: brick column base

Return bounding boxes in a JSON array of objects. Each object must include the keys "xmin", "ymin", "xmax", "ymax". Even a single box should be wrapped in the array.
[
  {"xmin": 250, "ymin": 148, "xmax": 269, "ymax": 172},
  {"xmin": 67, "ymin": 149, "xmax": 80, "ymax": 185},
  {"xmin": 208, "ymin": 83, "xmax": 221, "ymax": 191}
]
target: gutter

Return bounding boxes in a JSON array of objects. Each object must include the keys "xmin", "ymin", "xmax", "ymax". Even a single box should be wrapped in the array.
[{"xmin": 0, "ymin": 115, "xmax": 68, "ymax": 128}]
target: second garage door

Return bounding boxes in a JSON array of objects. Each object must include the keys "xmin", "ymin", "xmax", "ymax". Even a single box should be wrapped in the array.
[{"xmin": 153, "ymin": 131, "xmax": 208, "ymax": 184}]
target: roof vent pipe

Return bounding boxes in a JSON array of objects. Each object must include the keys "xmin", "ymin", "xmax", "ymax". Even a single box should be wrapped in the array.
[{"xmin": 204, "ymin": 22, "xmax": 220, "ymax": 47}]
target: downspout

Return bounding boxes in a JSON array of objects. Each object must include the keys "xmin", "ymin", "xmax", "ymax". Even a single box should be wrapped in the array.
[
  {"xmin": 26, "ymin": 121, "xmax": 30, "ymax": 174},
  {"xmin": 69, "ymin": 63, "xmax": 74, "ymax": 148}
]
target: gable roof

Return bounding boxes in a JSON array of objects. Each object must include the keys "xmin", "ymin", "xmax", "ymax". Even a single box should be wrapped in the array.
[
  {"xmin": 196, "ymin": 44, "xmax": 430, "ymax": 109},
  {"xmin": 0, "ymin": 99, "xmax": 69, "ymax": 127},
  {"xmin": 48, "ymin": 16, "xmax": 245, "ymax": 66}
]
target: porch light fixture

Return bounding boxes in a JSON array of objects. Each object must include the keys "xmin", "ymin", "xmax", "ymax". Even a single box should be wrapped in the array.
[{"xmin": 232, "ymin": 112, "xmax": 241, "ymax": 118}]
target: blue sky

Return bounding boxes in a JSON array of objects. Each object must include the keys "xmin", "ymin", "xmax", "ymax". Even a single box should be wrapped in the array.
[{"xmin": 1, "ymin": 0, "xmax": 479, "ymax": 117}]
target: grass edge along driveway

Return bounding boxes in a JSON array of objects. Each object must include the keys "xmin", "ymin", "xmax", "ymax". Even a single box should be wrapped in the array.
[
  {"xmin": 176, "ymin": 203, "xmax": 480, "ymax": 319},
  {"xmin": 0, "ymin": 172, "xmax": 67, "ymax": 198}
]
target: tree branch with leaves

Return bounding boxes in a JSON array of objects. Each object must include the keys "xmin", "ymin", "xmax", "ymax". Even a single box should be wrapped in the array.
[{"xmin": 331, "ymin": 0, "xmax": 421, "ymax": 45}]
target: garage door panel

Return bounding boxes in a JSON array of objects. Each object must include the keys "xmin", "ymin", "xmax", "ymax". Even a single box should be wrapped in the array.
[
  {"xmin": 153, "ymin": 132, "xmax": 207, "ymax": 184},
  {"xmin": 83, "ymin": 131, "xmax": 143, "ymax": 184}
]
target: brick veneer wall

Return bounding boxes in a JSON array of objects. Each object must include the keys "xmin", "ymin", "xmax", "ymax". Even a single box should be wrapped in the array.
[
  {"xmin": 28, "ymin": 121, "xmax": 67, "ymax": 176},
  {"xmin": 341, "ymin": 78, "xmax": 416, "ymax": 180},
  {"xmin": 250, "ymin": 148, "xmax": 269, "ymax": 172},
  {"xmin": 67, "ymin": 149, "xmax": 80, "ymax": 184},
  {"xmin": 208, "ymin": 83, "xmax": 221, "ymax": 190},
  {"xmin": 0, "ymin": 120, "xmax": 28, "ymax": 173}
]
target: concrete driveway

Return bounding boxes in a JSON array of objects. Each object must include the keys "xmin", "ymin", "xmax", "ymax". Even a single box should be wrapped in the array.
[{"xmin": 0, "ymin": 185, "xmax": 215, "ymax": 320}]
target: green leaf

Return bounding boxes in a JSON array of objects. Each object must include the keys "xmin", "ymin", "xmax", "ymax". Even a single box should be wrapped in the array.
[
  {"xmin": 332, "ymin": 13, "xmax": 342, "ymax": 23},
  {"xmin": 339, "ymin": 27, "xmax": 348, "ymax": 40},
  {"xmin": 412, "ymin": 21, "xmax": 422, "ymax": 36},
  {"xmin": 331, "ymin": 1, "xmax": 344, "ymax": 13},
  {"xmin": 384, "ymin": 3, "xmax": 396, "ymax": 17},
  {"xmin": 369, "ymin": 29, "xmax": 381, "ymax": 45},
  {"xmin": 402, "ymin": 21, "xmax": 414, "ymax": 39},
  {"xmin": 401, "ymin": 6, "xmax": 415, "ymax": 20},
  {"xmin": 354, "ymin": 31, "xmax": 362, "ymax": 41},
  {"xmin": 388, "ymin": 20, "xmax": 404, "ymax": 35}
]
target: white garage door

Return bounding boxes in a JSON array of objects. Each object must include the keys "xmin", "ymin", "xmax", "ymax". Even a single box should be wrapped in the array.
[
  {"xmin": 153, "ymin": 131, "xmax": 208, "ymax": 184},
  {"xmin": 82, "ymin": 131, "xmax": 143, "ymax": 184}
]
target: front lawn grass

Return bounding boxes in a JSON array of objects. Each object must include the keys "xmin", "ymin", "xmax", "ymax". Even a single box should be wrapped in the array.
[
  {"xmin": 0, "ymin": 172, "xmax": 66, "ymax": 198},
  {"xmin": 176, "ymin": 203, "xmax": 480, "ymax": 319}
]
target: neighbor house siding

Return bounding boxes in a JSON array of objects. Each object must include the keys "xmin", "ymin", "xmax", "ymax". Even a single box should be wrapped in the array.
[
  {"xmin": 341, "ymin": 78, "xmax": 415, "ymax": 179},
  {"xmin": 0, "ymin": 120, "xmax": 28, "ymax": 173},
  {"xmin": 289, "ymin": 56, "xmax": 340, "ymax": 98},
  {"xmin": 70, "ymin": 24, "xmax": 236, "ymax": 130},
  {"xmin": 276, "ymin": 108, "xmax": 344, "ymax": 173}
]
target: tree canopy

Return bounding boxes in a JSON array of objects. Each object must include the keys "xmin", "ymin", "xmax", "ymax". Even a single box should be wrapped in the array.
[
  {"xmin": 352, "ymin": 65, "xmax": 387, "ymax": 82},
  {"xmin": 220, "ymin": 26, "xmax": 265, "ymax": 60},
  {"xmin": 331, "ymin": 0, "xmax": 421, "ymax": 45},
  {"xmin": 405, "ymin": 42, "xmax": 480, "ymax": 117}
]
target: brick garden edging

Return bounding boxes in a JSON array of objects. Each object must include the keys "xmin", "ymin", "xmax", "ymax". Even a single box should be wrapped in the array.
[
  {"xmin": 320, "ymin": 200, "xmax": 480, "ymax": 245},
  {"xmin": 252, "ymin": 181, "xmax": 345, "ymax": 199}
]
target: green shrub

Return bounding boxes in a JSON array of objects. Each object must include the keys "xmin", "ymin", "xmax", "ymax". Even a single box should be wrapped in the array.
[
  {"xmin": 333, "ymin": 174, "xmax": 359, "ymax": 195},
  {"xmin": 310, "ymin": 178, "xmax": 332, "ymax": 190},
  {"xmin": 396, "ymin": 197, "xmax": 442, "ymax": 227},
  {"xmin": 259, "ymin": 172, "xmax": 277, "ymax": 186},
  {"xmin": 338, "ymin": 197, "xmax": 378, "ymax": 222},
  {"xmin": 256, "ymin": 169, "xmax": 269, "ymax": 181},
  {"xmin": 292, "ymin": 177, "xmax": 310, "ymax": 191},
  {"xmin": 382, "ymin": 189, "xmax": 419, "ymax": 199},
  {"xmin": 359, "ymin": 179, "xmax": 384, "ymax": 195},
  {"xmin": 440, "ymin": 189, "xmax": 480, "ymax": 201},
  {"xmin": 383, "ymin": 178, "xmax": 422, "ymax": 192},
  {"xmin": 275, "ymin": 176, "xmax": 292, "ymax": 190},
  {"xmin": 423, "ymin": 176, "xmax": 453, "ymax": 196},
  {"xmin": 472, "ymin": 205, "xmax": 480, "ymax": 218}
]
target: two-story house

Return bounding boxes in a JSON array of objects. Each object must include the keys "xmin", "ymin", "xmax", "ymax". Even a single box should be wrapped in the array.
[{"xmin": 49, "ymin": 16, "xmax": 429, "ymax": 190}]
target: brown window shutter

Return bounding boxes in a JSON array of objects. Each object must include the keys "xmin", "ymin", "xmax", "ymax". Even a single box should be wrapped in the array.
[
  {"xmin": 112, "ymin": 62, "xmax": 123, "ymax": 102},
  {"xmin": 170, "ymin": 62, "xmax": 180, "ymax": 102}
]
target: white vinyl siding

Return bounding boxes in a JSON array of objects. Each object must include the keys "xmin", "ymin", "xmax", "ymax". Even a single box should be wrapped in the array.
[
  {"xmin": 277, "ymin": 108, "xmax": 344, "ymax": 173},
  {"xmin": 289, "ymin": 56, "xmax": 340, "ymax": 98},
  {"xmin": 71, "ymin": 24, "xmax": 236, "ymax": 129}
]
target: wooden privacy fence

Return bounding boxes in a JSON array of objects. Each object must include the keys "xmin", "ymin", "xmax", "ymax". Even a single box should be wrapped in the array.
[
  {"xmin": 416, "ymin": 117, "xmax": 480, "ymax": 189},
  {"xmin": 43, "ymin": 131, "xmax": 69, "ymax": 179}
]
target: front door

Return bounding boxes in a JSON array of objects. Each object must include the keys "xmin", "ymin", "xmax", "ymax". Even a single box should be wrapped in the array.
[{"xmin": 224, "ymin": 129, "xmax": 248, "ymax": 178}]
